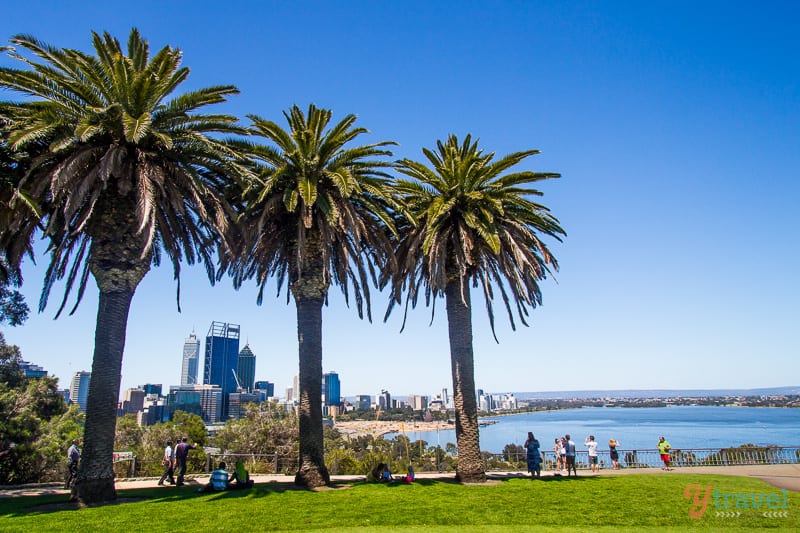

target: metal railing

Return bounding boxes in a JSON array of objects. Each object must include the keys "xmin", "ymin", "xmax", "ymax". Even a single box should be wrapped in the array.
[
  {"xmin": 484, "ymin": 446, "xmax": 800, "ymax": 471},
  {"xmin": 110, "ymin": 445, "xmax": 800, "ymax": 480}
]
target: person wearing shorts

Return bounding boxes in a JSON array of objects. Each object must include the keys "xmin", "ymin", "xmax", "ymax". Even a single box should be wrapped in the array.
[
  {"xmin": 609, "ymin": 438, "xmax": 620, "ymax": 470},
  {"xmin": 584, "ymin": 435, "xmax": 599, "ymax": 472},
  {"xmin": 564, "ymin": 434, "xmax": 577, "ymax": 476},
  {"xmin": 658, "ymin": 436, "xmax": 672, "ymax": 470}
]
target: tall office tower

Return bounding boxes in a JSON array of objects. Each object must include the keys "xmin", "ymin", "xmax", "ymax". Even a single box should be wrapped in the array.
[
  {"xmin": 70, "ymin": 371, "xmax": 91, "ymax": 412},
  {"xmin": 441, "ymin": 388, "xmax": 449, "ymax": 408},
  {"xmin": 237, "ymin": 344, "xmax": 256, "ymax": 392},
  {"xmin": 141, "ymin": 383, "xmax": 163, "ymax": 396},
  {"xmin": 254, "ymin": 381, "xmax": 275, "ymax": 397},
  {"xmin": 19, "ymin": 360, "xmax": 47, "ymax": 378},
  {"xmin": 407, "ymin": 394, "xmax": 428, "ymax": 411},
  {"xmin": 181, "ymin": 332, "xmax": 200, "ymax": 385},
  {"xmin": 355, "ymin": 395, "xmax": 371, "ymax": 410},
  {"xmin": 122, "ymin": 388, "xmax": 146, "ymax": 414},
  {"xmin": 323, "ymin": 371, "xmax": 341, "ymax": 407},
  {"xmin": 378, "ymin": 389, "xmax": 391, "ymax": 410},
  {"xmin": 203, "ymin": 322, "xmax": 240, "ymax": 418},
  {"xmin": 166, "ymin": 384, "xmax": 223, "ymax": 424}
]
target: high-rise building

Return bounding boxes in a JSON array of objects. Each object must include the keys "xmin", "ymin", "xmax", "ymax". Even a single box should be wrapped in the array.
[
  {"xmin": 237, "ymin": 344, "xmax": 256, "ymax": 392},
  {"xmin": 167, "ymin": 384, "xmax": 224, "ymax": 424},
  {"xmin": 323, "ymin": 371, "xmax": 341, "ymax": 407},
  {"xmin": 355, "ymin": 395, "xmax": 371, "ymax": 410},
  {"xmin": 141, "ymin": 383, "xmax": 163, "ymax": 397},
  {"xmin": 378, "ymin": 389, "xmax": 391, "ymax": 410},
  {"xmin": 70, "ymin": 371, "xmax": 91, "ymax": 412},
  {"xmin": 203, "ymin": 322, "xmax": 240, "ymax": 419},
  {"xmin": 122, "ymin": 388, "xmax": 145, "ymax": 414},
  {"xmin": 19, "ymin": 360, "xmax": 47, "ymax": 379},
  {"xmin": 227, "ymin": 391, "xmax": 261, "ymax": 419},
  {"xmin": 181, "ymin": 332, "xmax": 200, "ymax": 386},
  {"xmin": 255, "ymin": 381, "xmax": 274, "ymax": 397},
  {"xmin": 407, "ymin": 394, "xmax": 428, "ymax": 411}
]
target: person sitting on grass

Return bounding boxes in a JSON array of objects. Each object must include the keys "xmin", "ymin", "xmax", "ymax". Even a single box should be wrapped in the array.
[
  {"xmin": 367, "ymin": 463, "xmax": 387, "ymax": 482},
  {"xmin": 229, "ymin": 460, "xmax": 254, "ymax": 489},
  {"xmin": 198, "ymin": 461, "xmax": 229, "ymax": 492}
]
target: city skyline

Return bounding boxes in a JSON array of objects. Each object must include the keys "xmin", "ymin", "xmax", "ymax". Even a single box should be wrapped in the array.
[{"xmin": 3, "ymin": 2, "xmax": 798, "ymax": 398}]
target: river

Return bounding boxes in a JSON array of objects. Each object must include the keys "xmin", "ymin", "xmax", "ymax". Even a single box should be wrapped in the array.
[{"xmin": 390, "ymin": 406, "xmax": 800, "ymax": 453}]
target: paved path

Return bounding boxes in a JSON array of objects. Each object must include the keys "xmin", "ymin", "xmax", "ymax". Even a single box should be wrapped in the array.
[{"xmin": 2, "ymin": 464, "xmax": 798, "ymax": 498}]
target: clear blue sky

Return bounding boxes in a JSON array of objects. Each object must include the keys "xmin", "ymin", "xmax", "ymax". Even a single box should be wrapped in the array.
[{"xmin": 2, "ymin": 1, "xmax": 798, "ymax": 400}]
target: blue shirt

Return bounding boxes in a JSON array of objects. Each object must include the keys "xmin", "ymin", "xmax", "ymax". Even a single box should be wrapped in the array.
[{"xmin": 210, "ymin": 469, "xmax": 228, "ymax": 490}]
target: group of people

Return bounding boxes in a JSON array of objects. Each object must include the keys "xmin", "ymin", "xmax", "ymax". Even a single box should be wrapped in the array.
[
  {"xmin": 197, "ymin": 460, "xmax": 255, "ymax": 492},
  {"xmin": 368, "ymin": 463, "xmax": 415, "ymax": 483},
  {"xmin": 158, "ymin": 437, "xmax": 198, "ymax": 486},
  {"xmin": 520, "ymin": 433, "xmax": 672, "ymax": 476}
]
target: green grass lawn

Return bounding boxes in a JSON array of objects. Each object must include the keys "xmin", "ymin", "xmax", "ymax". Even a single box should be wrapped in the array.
[{"xmin": 0, "ymin": 474, "xmax": 797, "ymax": 532}]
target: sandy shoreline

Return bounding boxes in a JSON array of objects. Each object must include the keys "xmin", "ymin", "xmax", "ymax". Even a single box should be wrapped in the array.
[{"xmin": 332, "ymin": 420, "xmax": 453, "ymax": 438}]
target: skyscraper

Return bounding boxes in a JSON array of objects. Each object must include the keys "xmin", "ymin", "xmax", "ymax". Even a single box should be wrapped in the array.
[
  {"xmin": 254, "ymin": 381, "xmax": 274, "ymax": 397},
  {"xmin": 122, "ymin": 388, "xmax": 145, "ymax": 414},
  {"xmin": 203, "ymin": 322, "xmax": 240, "ymax": 419},
  {"xmin": 323, "ymin": 371, "xmax": 341, "ymax": 407},
  {"xmin": 181, "ymin": 332, "xmax": 200, "ymax": 385},
  {"xmin": 70, "ymin": 371, "xmax": 91, "ymax": 412},
  {"xmin": 237, "ymin": 344, "xmax": 256, "ymax": 392}
]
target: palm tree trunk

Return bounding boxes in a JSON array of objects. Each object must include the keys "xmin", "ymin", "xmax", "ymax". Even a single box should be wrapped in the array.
[
  {"xmin": 290, "ymin": 231, "xmax": 330, "ymax": 488},
  {"xmin": 71, "ymin": 192, "xmax": 151, "ymax": 503},
  {"xmin": 293, "ymin": 293, "xmax": 330, "ymax": 487},
  {"xmin": 71, "ymin": 287, "xmax": 134, "ymax": 503},
  {"xmin": 445, "ymin": 275, "xmax": 486, "ymax": 483}
]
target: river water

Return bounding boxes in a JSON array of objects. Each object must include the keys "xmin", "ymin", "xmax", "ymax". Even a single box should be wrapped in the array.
[{"xmin": 392, "ymin": 406, "xmax": 800, "ymax": 453}]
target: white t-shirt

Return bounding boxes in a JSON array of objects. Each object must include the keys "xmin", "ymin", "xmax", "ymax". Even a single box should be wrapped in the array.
[
  {"xmin": 584, "ymin": 439, "xmax": 598, "ymax": 457},
  {"xmin": 164, "ymin": 445, "xmax": 173, "ymax": 461}
]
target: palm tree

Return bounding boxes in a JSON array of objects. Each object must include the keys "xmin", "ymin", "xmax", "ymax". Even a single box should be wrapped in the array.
[
  {"xmin": 0, "ymin": 29, "xmax": 247, "ymax": 503},
  {"xmin": 387, "ymin": 134, "xmax": 565, "ymax": 482},
  {"xmin": 227, "ymin": 104, "xmax": 397, "ymax": 487}
]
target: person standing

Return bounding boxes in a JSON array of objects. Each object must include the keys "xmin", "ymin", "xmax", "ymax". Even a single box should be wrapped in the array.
[
  {"xmin": 174, "ymin": 437, "xmax": 198, "ymax": 486},
  {"xmin": 658, "ymin": 436, "xmax": 672, "ymax": 470},
  {"xmin": 158, "ymin": 440, "xmax": 175, "ymax": 486},
  {"xmin": 64, "ymin": 439, "xmax": 80, "ymax": 489},
  {"xmin": 584, "ymin": 435, "xmax": 599, "ymax": 472},
  {"xmin": 608, "ymin": 438, "xmax": 620, "ymax": 470},
  {"xmin": 564, "ymin": 434, "xmax": 577, "ymax": 477},
  {"xmin": 555, "ymin": 438, "xmax": 565, "ymax": 472},
  {"xmin": 524, "ymin": 432, "xmax": 541, "ymax": 478}
]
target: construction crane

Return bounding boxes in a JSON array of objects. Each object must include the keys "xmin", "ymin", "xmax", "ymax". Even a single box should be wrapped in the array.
[{"xmin": 231, "ymin": 368, "xmax": 243, "ymax": 391}]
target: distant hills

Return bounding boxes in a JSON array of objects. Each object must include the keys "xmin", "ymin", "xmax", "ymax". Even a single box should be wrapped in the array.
[{"xmin": 511, "ymin": 386, "xmax": 800, "ymax": 400}]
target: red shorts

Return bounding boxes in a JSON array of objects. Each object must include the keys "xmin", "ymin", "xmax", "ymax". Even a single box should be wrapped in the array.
[{"xmin": 660, "ymin": 453, "xmax": 670, "ymax": 462}]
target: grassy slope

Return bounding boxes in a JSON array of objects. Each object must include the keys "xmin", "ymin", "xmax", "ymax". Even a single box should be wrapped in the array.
[{"xmin": 0, "ymin": 474, "xmax": 797, "ymax": 532}]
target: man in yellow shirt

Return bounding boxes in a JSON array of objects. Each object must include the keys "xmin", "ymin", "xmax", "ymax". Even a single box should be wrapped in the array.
[{"xmin": 658, "ymin": 436, "xmax": 672, "ymax": 470}]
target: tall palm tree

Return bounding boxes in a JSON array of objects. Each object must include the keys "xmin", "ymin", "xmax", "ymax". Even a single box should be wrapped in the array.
[
  {"xmin": 387, "ymin": 134, "xmax": 565, "ymax": 482},
  {"xmin": 227, "ymin": 104, "xmax": 397, "ymax": 487},
  {"xmin": 0, "ymin": 29, "xmax": 247, "ymax": 503}
]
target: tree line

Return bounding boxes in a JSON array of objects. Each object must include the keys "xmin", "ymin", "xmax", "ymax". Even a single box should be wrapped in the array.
[{"xmin": 0, "ymin": 28, "xmax": 565, "ymax": 503}]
